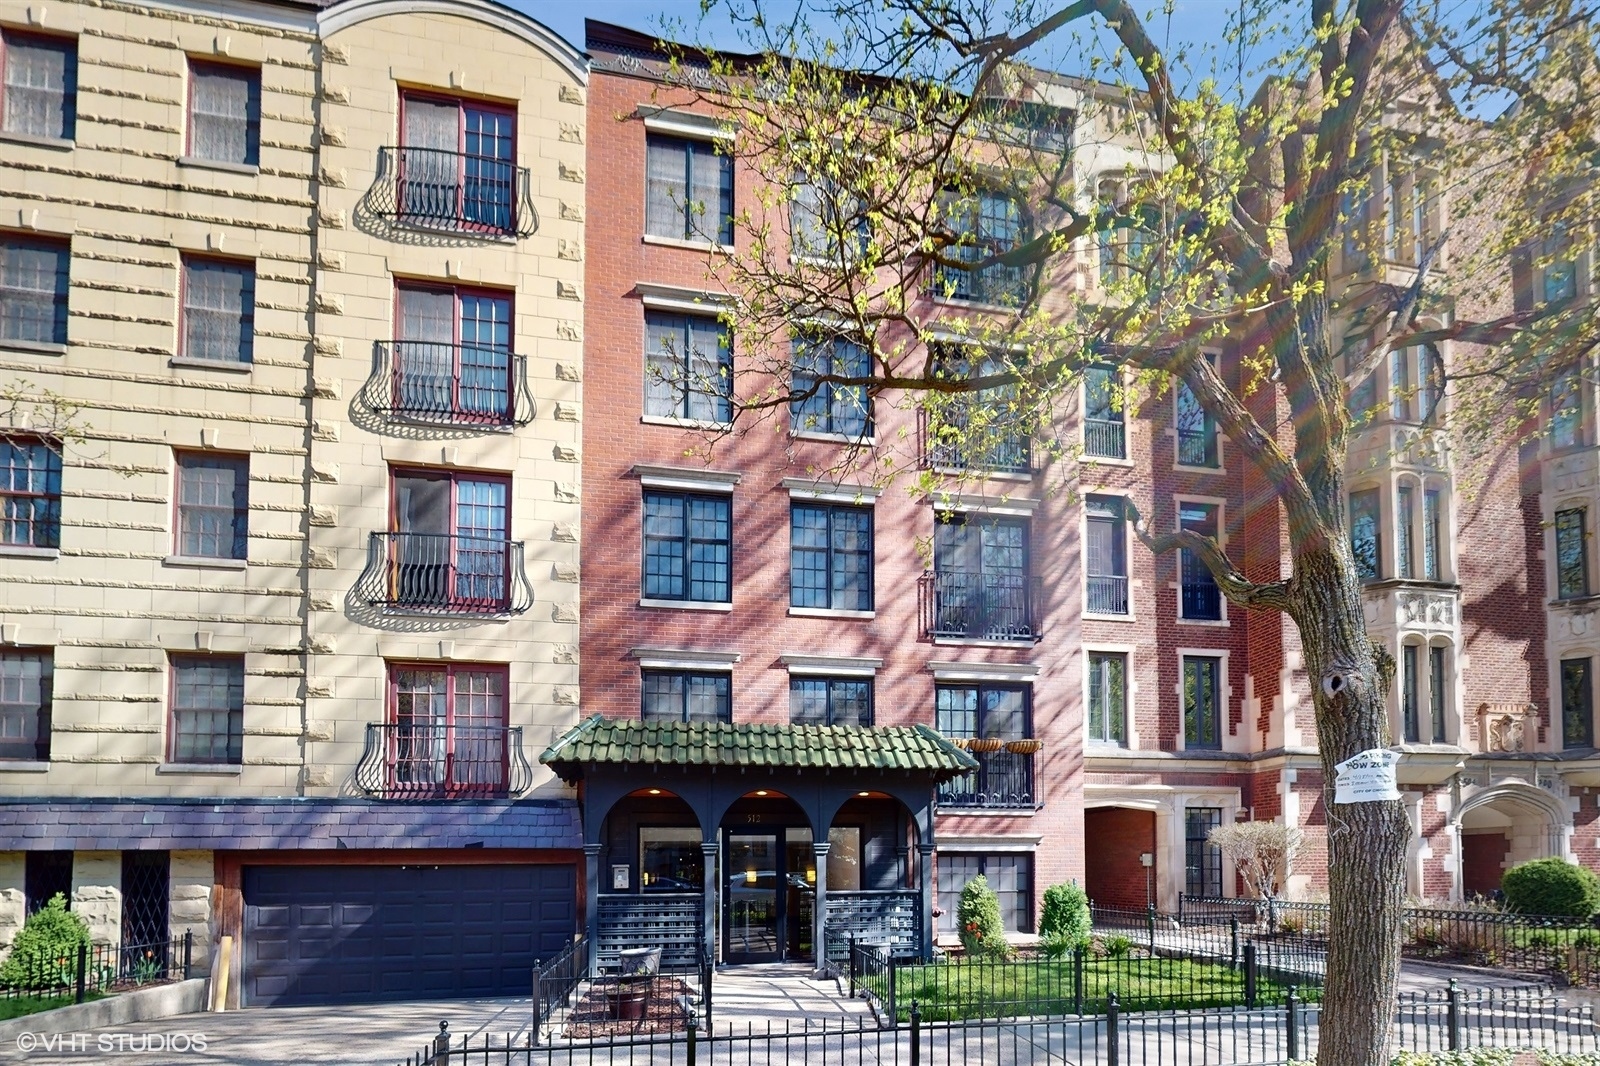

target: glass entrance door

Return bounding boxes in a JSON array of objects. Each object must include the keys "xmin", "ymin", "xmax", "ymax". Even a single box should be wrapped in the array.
[{"xmin": 724, "ymin": 832, "xmax": 781, "ymax": 962}]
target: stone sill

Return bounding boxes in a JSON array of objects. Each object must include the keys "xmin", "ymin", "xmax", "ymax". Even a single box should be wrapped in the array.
[
  {"xmin": 177, "ymin": 155, "xmax": 259, "ymax": 176},
  {"xmin": 0, "ymin": 339, "xmax": 66, "ymax": 356},
  {"xmin": 642, "ymin": 234, "xmax": 733, "ymax": 253},
  {"xmin": 0, "ymin": 545, "xmax": 59, "ymax": 560},
  {"xmin": 170, "ymin": 356, "xmax": 252, "ymax": 374},
  {"xmin": 638, "ymin": 598, "xmax": 732, "ymax": 613},
  {"xmin": 0, "ymin": 761, "xmax": 50, "ymax": 773},
  {"xmin": 0, "ymin": 130, "xmax": 73, "ymax": 151},
  {"xmin": 788, "ymin": 607, "xmax": 875, "ymax": 620},
  {"xmin": 157, "ymin": 762, "xmax": 242, "ymax": 776},
  {"xmin": 164, "ymin": 555, "xmax": 248, "ymax": 571}
]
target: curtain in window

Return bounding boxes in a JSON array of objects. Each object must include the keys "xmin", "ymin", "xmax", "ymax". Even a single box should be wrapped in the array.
[
  {"xmin": 3, "ymin": 35, "xmax": 75, "ymax": 139},
  {"xmin": 393, "ymin": 667, "xmax": 448, "ymax": 785},
  {"xmin": 0, "ymin": 238, "xmax": 69, "ymax": 344},
  {"xmin": 396, "ymin": 287, "xmax": 455, "ymax": 414},
  {"xmin": 190, "ymin": 64, "xmax": 258, "ymax": 165},
  {"xmin": 177, "ymin": 454, "xmax": 248, "ymax": 560},
  {"xmin": 401, "ymin": 98, "xmax": 460, "ymax": 219},
  {"xmin": 183, "ymin": 259, "xmax": 254, "ymax": 363}
]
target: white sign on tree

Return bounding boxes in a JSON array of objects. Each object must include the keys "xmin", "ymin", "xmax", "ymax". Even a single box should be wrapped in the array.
[{"xmin": 1333, "ymin": 749, "xmax": 1401, "ymax": 805}]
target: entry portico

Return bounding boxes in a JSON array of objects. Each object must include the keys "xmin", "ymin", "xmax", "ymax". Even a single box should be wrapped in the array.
[{"xmin": 541, "ymin": 716, "xmax": 977, "ymax": 972}]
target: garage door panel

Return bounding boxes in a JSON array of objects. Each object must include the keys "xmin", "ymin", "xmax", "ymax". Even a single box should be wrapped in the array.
[{"xmin": 243, "ymin": 863, "xmax": 575, "ymax": 1007}]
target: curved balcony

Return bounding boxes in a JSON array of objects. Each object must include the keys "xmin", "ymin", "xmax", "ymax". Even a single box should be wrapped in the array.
[
  {"xmin": 354, "ymin": 722, "xmax": 533, "ymax": 799},
  {"xmin": 355, "ymin": 531, "xmax": 534, "ymax": 615},
  {"xmin": 918, "ymin": 570, "xmax": 1042, "ymax": 642},
  {"xmin": 368, "ymin": 146, "xmax": 538, "ymax": 239},
  {"xmin": 361, "ymin": 341, "xmax": 535, "ymax": 427}
]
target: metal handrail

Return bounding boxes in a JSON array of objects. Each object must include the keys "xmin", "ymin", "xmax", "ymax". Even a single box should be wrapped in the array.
[
  {"xmin": 1086, "ymin": 574, "xmax": 1129, "ymax": 614},
  {"xmin": 918, "ymin": 570, "xmax": 1042, "ymax": 642},
  {"xmin": 355, "ymin": 531, "xmax": 534, "ymax": 615},
  {"xmin": 1084, "ymin": 417, "xmax": 1126, "ymax": 459},
  {"xmin": 936, "ymin": 748, "xmax": 1037, "ymax": 809},
  {"xmin": 361, "ymin": 341, "xmax": 535, "ymax": 426},
  {"xmin": 370, "ymin": 146, "xmax": 538, "ymax": 238},
  {"xmin": 354, "ymin": 722, "xmax": 533, "ymax": 799},
  {"xmin": 916, "ymin": 406, "xmax": 1033, "ymax": 474}
]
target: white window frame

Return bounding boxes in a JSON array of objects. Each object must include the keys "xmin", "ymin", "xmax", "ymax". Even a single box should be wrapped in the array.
[
  {"xmin": 1082, "ymin": 489, "xmax": 1135, "ymax": 622},
  {"xmin": 1173, "ymin": 494, "xmax": 1229, "ymax": 626},
  {"xmin": 1083, "ymin": 642, "xmax": 1138, "ymax": 749}
]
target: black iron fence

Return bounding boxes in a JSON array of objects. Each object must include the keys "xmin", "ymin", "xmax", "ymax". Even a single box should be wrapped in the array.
[
  {"xmin": 386, "ymin": 983, "xmax": 1597, "ymax": 1066},
  {"xmin": 917, "ymin": 570, "xmax": 1042, "ymax": 643},
  {"xmin": 0, "ymin": 934, "xmax": 191, "ymax": 1004},
  {"xmin": 363, "ymin": 341, "xmax": 535, "ymax": 427},
  {"xmin": 1178, "ymin": 427, "xmax": 1219, "ymax": 467},
  {"xmin": 934, "ymin": 749, "xmax": 1036, "ymax": 810},
  {"xmin": 354, "ymin": 722, "xmax": 534, "ymax": 799},
  {"xmin": 356, "ymin": 531, "xmax": 535, "ymax": 615},
  {"xmin": 370, "ymin": 146, "xmax": 538, "ymax": 238},
  {"xmin": 533, "ymin": 936, "xmax": 588, "ymax": 1045}
]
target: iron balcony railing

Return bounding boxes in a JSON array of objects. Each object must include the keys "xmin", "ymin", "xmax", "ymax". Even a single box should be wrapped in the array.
[
  {"xmin": 918, "ymin": 570, "xmax": 1042, "ymax": 642},
  {"xmin": 1181, "ymin": 579, "xmax": 1222, "ymax": 620},
  {"xmin": 356, "ymin": 531, "xmax": 534, "ymax": 615},
  {"xmin": 936, "ymin": 748, "xmax": 1036, "ymax": 809},
  {"xmin": 1084, "ymin": 417, "xmax": 1126, "ymax": 459},
  {"xmin": 1086, "ymin": 574, "xmax": 1129, "ymax": 615},
  {"xmin": 354, "ymin": 722, "xmax": 533, "ymax": 799},
  {"xmin": 1178, "ymin": 427, "xmax": 1219, "ymax": 467},
  {"xmin": 362, "ymin": 341, "xmax": 535, "ymax": 427},
  {"xmin": 369, "ymin": 146, "xmax": 538, "ymax": 238},
  {"xmin": 916, "ymin": 407, "xmax": 1033, "ymax": 474}
]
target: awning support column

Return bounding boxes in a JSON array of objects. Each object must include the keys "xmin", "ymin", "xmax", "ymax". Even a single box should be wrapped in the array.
[
  {"xmin": 701, "ymin": 839, "xmax": 719, "ymax": 968},
  {"xmin": 812, "ymin": 840, "xmax": 830, "ymax": 978},
  {"xmin": 917, "ymin": 841, "xmax": 936, "ymax": 962},
  {"xmin": 583, "ymin": 843, "xmax": 602, "ymax": 973}
]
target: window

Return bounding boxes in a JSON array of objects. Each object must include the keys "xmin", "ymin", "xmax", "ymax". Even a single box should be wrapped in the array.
[
  {"xmin": 24, "ymin": 851, "xmax": 71, "ymax": 914},
  {"xmin": 1383, "ymin": 166, "xmax": 1438, "ymax": 267},
  {"xmin": 1417, "ymin": 347, "xmax": 1443, "ymax": 423},
  {"xmin": 1429, "ymin": 646, "xmax": 1447, "ymax": 744},
  {"xmin": 0, "ymin": 649, "xmax": 50, "ymax": 761},
  {"xmin": 174, "ymin": 452, "xmax": 248, "ymax": 560},
  {"xmin": 1178, "ymin": 503, "xmax": 1222, "ymax": 621},
  {"xmin": 1390, "ymin": 347, "xmax": 1413, "ymax": 422},
  {"xmin": 1423, "ymin": 488, "xmax": 1443, "ymax": 581},
  {"xmin": 1, "ymin": 31, "xmax": 76, "ymax": 140},
  {"xmin": 1563, "ymin": 658, "xmax": 1593, "ymax": 749},
  {"xmin": 937, "ymin": 853, "xmax": 1034, "ymax": 933},
  {"xmin": 790, "ymin": 503, "xmax": 872, "ymax": 611},
  {"xmin": 1184, "ymin": 808, "xmax": 1223, "ymax": 898},
  {"xmin": 925, "ymin": 347, "xmax": 1031, "ymax": 472},
  {"xmin": 790, "ymin": 173, "xmax": 868, "ymax": 260},
  {"xmin": 398, "ymin": 92, "xmax": 516, "ymax": 234},
  {"xmin": 936, "ymin": 683, "xmax": 1033, "ymax": 809},
  {"xmin": 390, "ymin": 469, "xmax": 512, "ymax": 611},
  {"xmin": 1085, "ymin": 495, "xmax": 1128, "ymax": 615},
  {"xmin": 393, "ymin": 283, "xmax": 515, "ymax": 423},
  {"xmin": 1086, "ymin": 652, "xmax": 1126, "ymax": 745},
  {"xmin": 1176, "ymin": 377, "xmax": 1218, "ymax": 467},
  {"xmin": 181, "ymin": 257, "xmax": 254, "ymax": 364},
  {"xmin": 389, "ymin": 662, "xmax": 509, "ymax": 795},
  {"xmin": 646, "ymin": 134, "xmax": 732, "ymax": 244},
  {"xmin": 936, "ymin": 188, "xmax": 1025, "ymax": 304},
  {"xmin": 930, "ymin": 513, "xmax": 1035, "ymax": 640},
  {"xmin": 1083, "ymin": 364, "xmax": 1125, "ymax": 459},
  {"xmin": 187, "ymin": 61, "xmax": 260, "ymax": 166},
  {"xmin": 1097, "ymin": 179, "xmax": 1157, "ymax": 287},
  {"xmin": 0, "ymin": 436, "xmax": 60, "ymax": 549},
  {"xmin": 645, "ymin": 312, "xmax": 731, "ymax": 423},
  {"xmin": 1551, "ymin": 366, "xmax": 1585, "ymax": 450},
  {"xmin": 169, "ymin": 654, "xmax": 243, "ymax": 764},
  {"xmin": 1, "ymin": 235, "xmax": 69, "ymax": 345},
  {"xmin": 1348, "ymin": 364, "xmax": 1378, "ymax": 427},
  {"xmin": 1542, "ymin": 225, "xmax": 1579, "ymax": 306},
  {"xmin": 1402, "ymin": 643, "xmax": 1421, "ymax": 743},
  {"xmin": 1397, "ymin": 486, "xmax": 1416, "ymax": 580},
  {"xmin": 789, "ymin": 677, "xmax": 871, "ymax": 727},
  {"xmin": 1557, "ymin": 508, "xmax": 1589, "ymax": 599},
  {"xmin": 1182, "ymin": 655, "xmax": 1222, "ymax": 750},
  {"xmin": 643, "ymin": 490, "xmax": 732, "ymax": 603},
  {"xmin": 791, "ymin": 334, "xmax": 870, "ymax": 438},
  {"xmin": 641, "ymin": 827, "xmax": 705, "ymax": 892},
  {"xmin": 642, "ymin": 670, "xmax": 731, "ymax": 722},
  {"xmin": 1349, "ymin": 489, "xmax": 1382, "ymax": 581}
]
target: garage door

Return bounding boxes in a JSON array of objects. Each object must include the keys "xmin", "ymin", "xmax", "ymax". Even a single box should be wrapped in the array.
[{"xmin": 242, "ymin": 864, "xmax": 576, "ymax": 1007}]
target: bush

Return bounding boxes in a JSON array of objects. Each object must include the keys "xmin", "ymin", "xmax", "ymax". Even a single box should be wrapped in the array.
[
  {"xmin": 1102, "ymin": 934, "xmax": 1133, "ymax": 958},
  {"xmin": 1501, "ymin": 858, "xmax": 1600, "ymax": 918},
  {"xmin": 0, "ymin": 895, "xmax": 90, "ymax": 988},
  {"xmin": 956, "ymin": 875, "xmax": 1010, "ymax": 958},
  {"xmin": 1038, "ymin": 882, "xmax": 1091, "ymax": 958}
]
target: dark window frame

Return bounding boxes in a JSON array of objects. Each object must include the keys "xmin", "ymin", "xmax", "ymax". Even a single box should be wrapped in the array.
[
  {"xmin": 1349, "ymin": 488, "xmax": 1382, "ymax": 582},
  {"xmin": 641, "ymin": 669, "xmax": 733, "ymax": 723},
  {"xmin": 174, "ymin": 451, "xmax": 249, "ymax": 560},
  {"xmin": 1182, "ymin": 655, "xmax": 1222, "ymax": 750},
  {"xmin": 935, "ymin": 187, "xmax": 1027, "ymax": 304},
  {"xmin": 186, "ymin": 58, "xmax": 261, "ymax": 166},
  {"xmin": 0, "ymin": 647, "xmax": 51, "ymax": 762},
  {"xmin": 0, "ymin": 434, "xmax": 61, "ymax": 549},
  {"xmin": 790, "ymin": 333, "xmax": 871, "ymax": 439},
  {"xmin": 1428, "ymin": 645, "xmax": 1447, "ymax": 744},
  {"xmin": 788, "ymin": 675, "xmax": 873, "ymax": 727},
  {"xmin": 393, "ymin": 280, "xmax": 516, "ymax": 422},
  {"xmin": 1402, "ymin": 642, "xmax": 1421, "ymax": 743},
  {"xmin": 1083, "ymin": 363, "xmax": 1126, "ymax": 459},
  {"xmin": 790, "ymin": 501, "xmax": 873, "ymax": 611},
  {"xmin": 167, "ymin": 653, "xmax": 244, "ymax": 765},
  {"xmin": 936, "ymin": 852, "xmax": 1034, "ymax": 934},
  {"xmin": 1557, "ymin": 507, "xmax": 1589, "ymax": 599},
  {"xmin": 1563, "ymin": 657, "xmax": 1594, "ymax": 749},
  {"xmin": 1184, "ymin": 807, "xmax": 1223, "ymax": 898},
  {"xmin": 645, "ymin": 133, "xmax": 734, "ymax": 245},
  {"xmin": 0, "ymin": 233, "xmax": 70, "ymax": 346},
  {"xmin": 1178, "ymin": 501, "xmax": 1222, "ymax": 621},
  {"xmin": 642, "ymin": 489, "xmax": 733, "ymax": 604},
  {"xmin": 644, "ymin": 311, "xmax": 732, "ymax": 424},
  {"xmin": 1085, "ymin": 495, "xmax": 1128, "ymax": 616}
]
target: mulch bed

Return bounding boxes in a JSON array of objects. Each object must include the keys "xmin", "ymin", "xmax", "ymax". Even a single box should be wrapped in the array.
[{"xmin": 562, "ymin": 976, "xmax": 695, "ymax": 1039}]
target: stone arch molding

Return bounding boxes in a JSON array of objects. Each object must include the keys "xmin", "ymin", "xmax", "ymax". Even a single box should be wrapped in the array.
[
  {"xmin": 319, "ymin": 0, "xmax": 589, "ymax": 85},
  {"xmin": 1452, "ymin": 780, "xmax": 1572, "ymax": 862}
]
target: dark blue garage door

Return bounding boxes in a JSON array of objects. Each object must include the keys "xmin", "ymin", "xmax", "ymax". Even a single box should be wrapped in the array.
[{"xmin": 242, "ymin": 864, "xmax": 576, "ymax": 1006}]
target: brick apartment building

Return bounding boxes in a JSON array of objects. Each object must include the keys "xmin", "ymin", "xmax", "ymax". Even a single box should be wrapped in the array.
[{"xmin": 0, "ymin": 0, "xmax": 588, "ymax": 1006}]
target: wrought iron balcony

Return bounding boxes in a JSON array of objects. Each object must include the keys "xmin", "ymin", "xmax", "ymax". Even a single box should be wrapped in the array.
[
  {"xmin": 355, "ymin": 531, "xmax": 534, "ymax": 615},
  {"xmin": 354, "ymin": 722, "xmax": 533, "ymax": 799},
  {"xmin": 1178, "ymin": 427, "xmax": 1219, "ymax": 467},
  {"xmin": 936, "ymin": 748, "xmax": 1036, "ymax": 809},
  {"xmin": 918, "ymin": 570, "xmax": 1042, "ymax": 642},
  {"xmin": 369, "ymin": 146, "xmax": 538, "ymax": 238},
  {"xmin": 916, "ymin": 407, "xmax": 1033, "ymax": 474},
  {"xmin": 361, "ymin": 341, "xmax": 534, "ymax": 427},
  {"xmin": 1086, "ymin": 574, "xmax": 1129, "ymax": 615},
  {"xmin": 1084, "ymin": 418, "xmax": 1126, "ymax": 459},
  {"xmin": 1181, "ymin": 580, "xmax": 1222, "ymax": 621}
]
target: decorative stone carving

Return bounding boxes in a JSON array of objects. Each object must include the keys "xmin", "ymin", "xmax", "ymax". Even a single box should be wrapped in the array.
[
  {"xmin": 1398, "ymin": 590, "xmax": 1456, "ymax": 627},
  {"xmin": 1477, "ymin": 702, "xmax": 1538, "ymax": 753}
]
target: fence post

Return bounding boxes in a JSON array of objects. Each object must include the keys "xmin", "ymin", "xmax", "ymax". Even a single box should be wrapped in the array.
[
  {"xmin": 1286, "ymin": 986, "xmax": 1300, "ymax": 1062},
  {"xmin": 432, "ymin": 1021, "xmax": 450, "ymax": 1066},
  {"xmin": 1446, "ymin": 978, "xmax": 1462, "ymax": 1051},
  {"xmin": 182, "ymin": 931, "xmax": 193, "ymax": 980},
  {"xmin": 1107, "ymin": 991, "xmax": 1120, "ymax": 1066},
  {"xmin": 530, "ymin": 961, "xmax": 542, "ymax": 1047},
  {"xmin": 703, "ymin": 947, "xmax": 714, "ymax": 1031},
  {"xmin": 1230, "ymin": 918, "xmax": 1240, "ymax": 970},
  {"xmin": 888, "ymin": 952, "xmax": 898, "ymax": 1030},
  {"xmin": 1147, "ymin": 905, "xmax": 1156, "ymax": 951},
  {"xmin": 74, "ymin": 941, "xmax": 87, "ymax": 1005},
  {"xmin": 849, "ymin": 933, "xmax": 857, "ymax": 997},
  {"xmin": 1073, "ymin": 943, "xmax": 1085, "ymax": 1015},
  {"xmin": 687, "ymin": 1012, "xmax": 697, "ymax": 1066},
  {"xmin": 1243, "ymin": 942, "xmax": 1257, "ymax": 1008},
  {"xmin": 910, "ymin": 1001, "xmax": 921, "ymax": 1066}
]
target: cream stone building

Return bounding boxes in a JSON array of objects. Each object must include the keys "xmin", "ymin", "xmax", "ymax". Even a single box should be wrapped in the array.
[{"xmin": 0, "ymin": 0, "xmax": 585, "ymax": 1007}]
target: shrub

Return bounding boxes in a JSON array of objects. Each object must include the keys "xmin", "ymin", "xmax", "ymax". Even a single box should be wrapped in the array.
[
  {"xmin": 1501, "ymin": 857, "xmax": 1600, "ymax": 918},
  {"xmin": 1102, "ymin": 934, "xmax": 1133, "ymax": 958},
  {"xmin": 956, "ymin": 876, "xmax": 1010, "ymax": 958},
  {"xmin": 0, "ymin": 895, "xmax": 91, "ymax": 988},
  {"xmin": 1038, "ymin": 882, "xmax": 1091, "ymax": 958}
]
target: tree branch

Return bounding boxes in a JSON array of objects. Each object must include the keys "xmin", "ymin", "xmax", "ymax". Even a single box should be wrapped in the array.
[{"xmin": 1126, "ymin": 498, "xmax": 1294, "ymax": 613}]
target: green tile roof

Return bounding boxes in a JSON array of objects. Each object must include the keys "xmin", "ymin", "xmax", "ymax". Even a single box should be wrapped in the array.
[{"xmin": 540, "ymin": 716, "xmax": 979, "ymax": 781}]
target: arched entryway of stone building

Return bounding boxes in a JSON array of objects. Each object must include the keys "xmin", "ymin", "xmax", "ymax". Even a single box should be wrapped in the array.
[
  {"xmin": 1084, "ymin": 805, "xmax": 1158, "ymax": 911},
  {"xmin": 1453, "ymin": 783, "xmax": 1569, "ymax": 899}
]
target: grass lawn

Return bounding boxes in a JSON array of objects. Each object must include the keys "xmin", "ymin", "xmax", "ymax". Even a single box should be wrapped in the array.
[
  {"xmin": 866, "ymin": 956, "xmax": 1323, "ymax": 1021},
  {"xmin": 0, "ymin": 992, "xmax": 104, "ymax": 1021}
]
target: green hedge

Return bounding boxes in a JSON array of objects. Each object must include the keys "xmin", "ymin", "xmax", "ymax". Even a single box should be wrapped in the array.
[{"xmin": 1501, "ymin": 857, "xmax": 1600, "ymax": 918}]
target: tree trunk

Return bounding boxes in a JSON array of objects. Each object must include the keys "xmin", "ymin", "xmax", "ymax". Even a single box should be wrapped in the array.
[{"xmin": 1289, "ymin": 545, "xmax": 1410, "ymax": 1066}]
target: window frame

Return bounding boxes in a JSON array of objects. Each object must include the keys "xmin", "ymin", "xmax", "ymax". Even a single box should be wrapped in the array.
[
  {"xmin": 644, "ymin": 132, "xmax": 734, "ymax": 245},
  {"xmin": 1086, "ymin": 650, "xmax": 1127, "ymax": 746},
  {"xmin": 643, "ymin": 311, "xmax": 732, "ymax": 425},
  {"xmin": 387, "ymin": 466, "xmax": 514, "ymax": 612},
  {"xmin": 0, "ymin": 233, "xmax": 70, "ymax": 347},
  {"xmin": 1173, "ymin": 353, "xmax": 1221, "ymax": 470},
  {"xmin": 167, "ymin": 653, "xmax": 244, "ymax": 765},
  {"xmin": 936, "ymin": 852, "xmax": 1035, "ymax": 934},
  {"xmin": 1084, "ymin": 494, "xmax": 1130, "ymax": 617},
  {"xmin": 789, "ymin": 332, "xmax": 872, "ymax": 440},
  {"xmin": 641, "ymin": 668, "xmax": 733, "ymax": 723},
  {"xmin": 392, "ymin": 280, "xmax": 517, "ymax": 423},
  {"xmin": 641, "ymin": 488, "xmax": 733, "ymax": 605},
  {"xmin": 1184, "ymin": 807, "xmax": 1224, "ymax": 898},
  {"xmin": 1176, "ymin": 499, "xmax": 1224, "ymax": 623},
  {"xmin": 0, "ymin": 647, "xmax": 51, "ymax": 762},
  {"xmin": 173, "ymin": 450, "xmax": 249, "ymax": 561},
  {"xmin": 0, "ymin": 434, "xmax": 61, "ymax": 549},
  {"xmin": 1181, "ymin": 653, "xmax": 1223, "ymax": 751},
  {"xmin": 788, "ymin": 675, "xmax": 873, "ymax": 727},
  {"xmin": 1556, "ymin": 507, "xmax": 1590, "ymax": 600},
  {"xmin": 0, "ymin": 28, "xmax": 77, "ymax": 141},
  {"xmin": 1083, "ymin": 363, "xmax": 1127, "ymax": 460},
  {"xmin": 1563, "ymin": 657, "xmax": 1594, "ymax": 750},
  {"xmin": 789, "ymin": 171, "xmax": 870, "ymax": 262},
  {"xmin": 1349, "ymin": 487, "xmax": 1383, "ymax": 582},
  {"xmin": 185, "ymin": 58, "xmax": 262, "ymax": 167},
  {"xmin": 179, "ymin": 254, "xmax": 256, "ymax": 365},
  {"xmin": 789, "ymin": 500, "xmax": 873, "ymax": 612},
  {"xmin": 1401, "ymin": 642, "xmax": 1421, "ymax": 743},
  {"xmin": 935, "ymin": 186, "xmax": 1027, "ymax": 305},
  {"xmin": 385, "ymin": 659, "xmax": 511, "ymax": 795}
]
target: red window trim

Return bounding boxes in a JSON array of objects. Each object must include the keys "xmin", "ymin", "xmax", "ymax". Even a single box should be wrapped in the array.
[
  {"xmin": 177, "ymin": 252, "xmax": 256, "ymax": 363},
  {"xmin": 0, "ymin": 433, "xmax": 61, "ymax": 549},
  {"xmin": 391, "ymin": 280, "xmax": 517, "ymax": 421},
  {"xmin": 184, "ymin": 56, "xmax": 262, "ymax": 161},
  {"xmin": 166, "ymin": 652, "xmax": 245, "ymax": 764},
  {"xmin": 396, "ymin": 88, "xmax": 517, "ymax": 157},
  {"xmin": 385, "ymin": 659, "xmax": 511, "ymax": 797},
  {"xmin": 0, "ymin": 28, "xmax": 77, "ymax": 137},
  {"xmin": 386, "ymin": 464, "xmax": 513, "ymax": 535},
  {"xmin": 171, "ymin": 449, "xmax": 249, "ymax": 560}
]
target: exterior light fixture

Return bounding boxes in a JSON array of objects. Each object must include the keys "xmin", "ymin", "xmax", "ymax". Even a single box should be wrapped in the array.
[
  {"xmin": 648, "ymin": 788, "xmax": 662, "ymax": 795},
  {"xmin": 858, "ymin": 791, "xmax": 870, "ymax": 797},
  {"xmin": 745, "ymin": 869, "xmax": 757, "ymax": 883}
]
